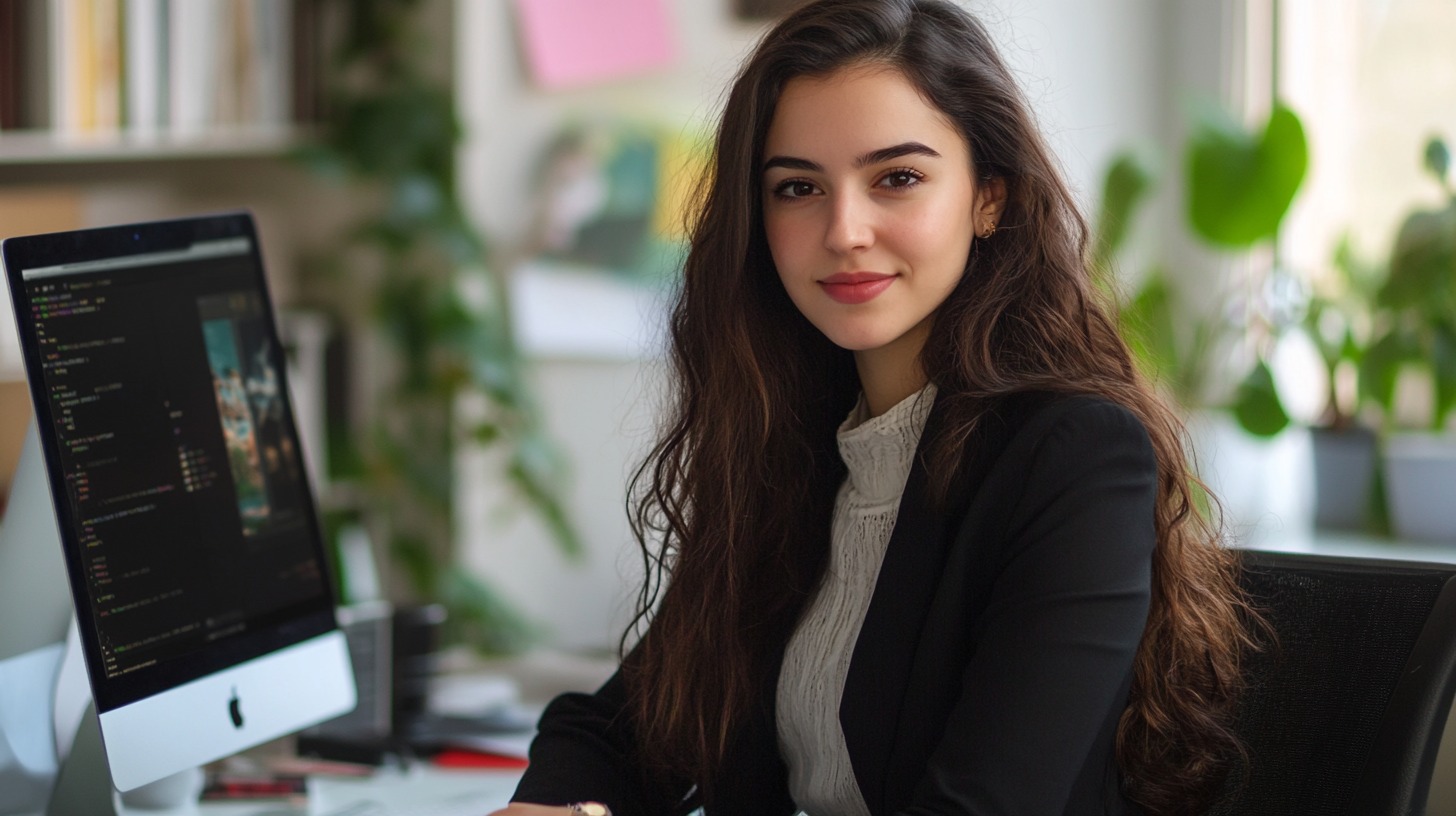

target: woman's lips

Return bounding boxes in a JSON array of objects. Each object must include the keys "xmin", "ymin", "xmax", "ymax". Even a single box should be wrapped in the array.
[{"xmin": 819, "ymin": 272, "xmax": 896, "ymax": 304}]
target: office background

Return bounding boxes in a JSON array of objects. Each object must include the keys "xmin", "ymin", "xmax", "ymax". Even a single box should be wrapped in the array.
[
  {"xmin": 1, "ymin": 0, "xmax": 1217, "ymax": 651},
  {"xmin": 3, "ymin": 0, "xmax": 1456, "ymax": 793}
]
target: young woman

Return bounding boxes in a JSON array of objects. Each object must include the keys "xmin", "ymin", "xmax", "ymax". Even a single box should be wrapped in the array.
[{"xmin": 491, "ymin": 1, "xmax": 1254, "ymax": 814}]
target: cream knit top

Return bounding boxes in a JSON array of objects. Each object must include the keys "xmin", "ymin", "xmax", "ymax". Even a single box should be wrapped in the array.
[{"xmin": 776, "ymin": 383, "xmax": 937, "ymax": 816}]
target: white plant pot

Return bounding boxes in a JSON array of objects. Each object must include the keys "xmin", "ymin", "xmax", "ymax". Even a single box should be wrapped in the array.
[
  {"xmin": 1184, "ymin": 411, "xmax": 1311, "ymax": 544},
  {"xmin": 1383, "ymin": 433, "xmax": 1456, "ymax": 543}
]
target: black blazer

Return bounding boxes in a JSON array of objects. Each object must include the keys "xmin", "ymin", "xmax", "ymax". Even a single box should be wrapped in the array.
[{"xmin": 513, "ymin": 393, "xmax": 1157, "ymax": 815}]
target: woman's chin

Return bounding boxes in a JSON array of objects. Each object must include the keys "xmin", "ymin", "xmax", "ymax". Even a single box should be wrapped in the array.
[
  {"xmin": 818, "ymin": 322, "xmax": 923, "ymax": 357},
  {"xmin": 824, "ymin": 331, "xmax": 892, "ymax": 353}
]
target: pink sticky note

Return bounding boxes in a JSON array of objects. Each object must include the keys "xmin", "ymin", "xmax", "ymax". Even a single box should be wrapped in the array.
[{"xmin": 514, "ymin": 0, "xmax": 678, "ymax": 89}]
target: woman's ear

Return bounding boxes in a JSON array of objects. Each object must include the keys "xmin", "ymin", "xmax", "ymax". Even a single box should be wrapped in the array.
[{"xmin": 975, "ymin": 176, "xmax": 1008, "ymax": 234}]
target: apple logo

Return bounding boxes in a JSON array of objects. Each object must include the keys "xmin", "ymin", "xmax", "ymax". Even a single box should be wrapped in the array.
[{"xmin": 228, "ymin": 688, "xmax": 244, "ymax": 729}]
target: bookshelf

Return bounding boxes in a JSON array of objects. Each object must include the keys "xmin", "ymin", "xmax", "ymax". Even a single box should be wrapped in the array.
[
  {"xmin": 0, "ymin": 125, "xmax": 306, "ymax": 164},
  {"xmin": 0, "ymin": 0, "xmax": 339, "ymax": 333},
  {"xmin": 0, "ymin": 0, "xmax": 328, "ymax": 172},
  {"xmin": 0, "ymin": 1, "xmax": 349, "ymax": 496},
  {"xmin": 0, "ymin": 0, "xmax": 323, "ymax": 142}
]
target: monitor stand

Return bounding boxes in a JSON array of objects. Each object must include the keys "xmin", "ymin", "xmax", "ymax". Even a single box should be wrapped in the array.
[
  {"xmin": 45, "ymin": 700, "xmax": 203, "ymax": 815},
  {"xmin": 47, "ymin": 703, "xmax": 117, "ymax": 815}
]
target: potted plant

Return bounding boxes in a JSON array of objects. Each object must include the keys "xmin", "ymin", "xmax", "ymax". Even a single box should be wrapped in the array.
[
  {"xmin": 1095, "ymin": 104, "xmax": 1309, "ymax": 531},
  {"xmin": 1293, "ymin": 237, "xmax": 1385, "ymax": 530},
  {"xmin": 1360, "ymin": 137, "xmax": 1456, "ymax": 542},
  {"xmin": 298, "ymin": 0, "xmax": 579, "ymax": 651}
]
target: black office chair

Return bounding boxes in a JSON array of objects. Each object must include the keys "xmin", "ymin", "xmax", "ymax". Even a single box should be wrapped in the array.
[{"xmin": 1208, "ymin": 550, "xmax": 1456, "ymax": 816}]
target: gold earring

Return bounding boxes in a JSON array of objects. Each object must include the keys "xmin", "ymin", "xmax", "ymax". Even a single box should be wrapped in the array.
[{"xmin": 981, "ymin": 221, "xmax": 997, "ymax": 239}]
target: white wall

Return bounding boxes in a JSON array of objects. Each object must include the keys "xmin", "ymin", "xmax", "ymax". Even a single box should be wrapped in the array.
[
  {"xmin": 982, "ymin": 0, "xmax": 1168, "ymax": 210},
  {"xmin": 453, "ymin": 0, "xmax": 1180, "ymax": 652}
]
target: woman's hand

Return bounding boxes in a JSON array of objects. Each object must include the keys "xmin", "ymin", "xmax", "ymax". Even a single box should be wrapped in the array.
[{"xmin": 487, "ymin": 801, "xmax": 612, "ymax": 815}]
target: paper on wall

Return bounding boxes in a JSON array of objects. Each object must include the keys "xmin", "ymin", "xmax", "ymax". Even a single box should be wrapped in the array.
[{"xmin": 512, "ymin": 0, "xmax": 677, "ymax": 89}]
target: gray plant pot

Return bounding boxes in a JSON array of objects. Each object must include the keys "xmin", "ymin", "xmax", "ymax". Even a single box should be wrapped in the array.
[
  {"xmin": 1384, "ymin": 433, "xmax": 1456, "ymax": 543},
  {"xmin": 1310, "ymin": 425, "xmax": 1378, "ymax": 532}
]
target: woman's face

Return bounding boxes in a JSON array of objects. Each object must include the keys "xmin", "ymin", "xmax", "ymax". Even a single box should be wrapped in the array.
[{"xmin": 761, "ymin": 64, "xmax": 998, "ymax": 360}]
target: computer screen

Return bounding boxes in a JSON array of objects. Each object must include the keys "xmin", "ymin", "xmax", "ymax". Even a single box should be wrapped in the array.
[{"xmin": 0, "ymin": 212, "xmax": 354, "ymax": 793}]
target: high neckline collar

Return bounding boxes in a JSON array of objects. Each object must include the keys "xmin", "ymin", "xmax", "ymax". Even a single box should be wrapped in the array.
[{"xmin": 836, "ymin": 382, "xmax": 937, "ymax": 504}]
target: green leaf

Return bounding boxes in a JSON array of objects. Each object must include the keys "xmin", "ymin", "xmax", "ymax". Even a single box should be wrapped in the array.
[
  {"xmin": 439, "ymin": 567, "xmax": 543, "ymax": 655},
  {"xmin": 471, "ymin": 422, "xmax": 501, "ymax": 445},
  {"xmin": 1232, "ymin": 358, "xmax": 1290, "ymax": 437},
  {"xmin": 1093, "ymin": 151, "xmax": 1155, "ymax": 272},
  {"xmin": 290, "ymin": 144, "xmax": 351, "ymax": 183},
  {"xmin": 1435, "ymin": 323, "xmax": 1456, "ymax": 427},
  {"xmin": 390, "ymin": 534, "xmax": 439, "ymax": 597},
  {"xmin": 1382, "ymin": 204, "xmax": 1456, "ymax": 313},
  {"xmin": 1186, "ymin": 103, "xmax": 1308, "ymax": 248},
  {"xmin": 1120, "ymin": 270, "xmax": 1181, "ymax": 396},
  {"xmin": 1331, "ymin": 231, "xmax": 1385, "ymax": 302},
  {"xmin": 1359, "ymin": 330, "xmax": 1417, "ymax": 413},
  {"xmin": 1339, "ymin": 325, "xmax": 1362, "ymax": 365},
  {"xmin": 1426, "ymin": 136, "xmax": 1451, "ymax": 185},
  {"xmin": 509, "ymin": 454, "xmax": 583, "ymax": 560}
]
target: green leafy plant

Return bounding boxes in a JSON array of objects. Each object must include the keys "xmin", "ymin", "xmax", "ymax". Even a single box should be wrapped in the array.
[
  {"xmin": 1098, "ymin": 102, "xmax": 1309, "ymax": 434},
  {"xmin": 298, "ymin": 0, "xmax": 578, "ymax": 652},
  {"xmin": 1300, "ymin": 235, "xmax": 1383, "ymax": 430},
  {"xmin": 1360, "ymin": 136, "xmax": 1456, "ymax": 431},
  {"xmin": 1096, "ymin": 150, "xmax": 1225, "ymax": 412},
  {"xmin": 1189, "ymin": 103, "xmax": 1307, "ymax": 438}
]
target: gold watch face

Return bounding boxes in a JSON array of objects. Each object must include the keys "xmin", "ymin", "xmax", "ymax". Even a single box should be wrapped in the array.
[{"xmin": 579, "ymin": 805, "xmax": 609, "ymax": 816}]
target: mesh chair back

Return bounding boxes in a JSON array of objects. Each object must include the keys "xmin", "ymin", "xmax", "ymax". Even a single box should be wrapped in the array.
[{"xmin": 1209, "ymin": 551, "xmax": 1456, "ymax": 816}]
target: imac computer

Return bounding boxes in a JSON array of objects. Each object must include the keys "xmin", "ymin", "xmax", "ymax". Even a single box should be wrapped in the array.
[{"xmin": 0, "ymin": 213, "xmax": 356, "ymax": 803}]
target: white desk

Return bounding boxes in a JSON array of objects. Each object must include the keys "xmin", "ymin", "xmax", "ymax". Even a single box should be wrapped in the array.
[
  {"xmin": 9, "ymin": 767, "xmax": 521, "ymax": 816},
  {"xmin": 1238, "ymin": 525, "xmax": 1456, "ymax": 564},
  {"xmin": 194, "ymin": 765, "xmax": 523, "ymax": 815}
]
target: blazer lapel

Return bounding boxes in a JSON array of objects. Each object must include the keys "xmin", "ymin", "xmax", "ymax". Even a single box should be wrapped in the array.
[
  {"xmin": 839, "ymin": 391, "xmax": 1052, "ymax": 815},
  {"xmin": 840, "ymin": 437, "xmax": 945, "ymax": 814}
]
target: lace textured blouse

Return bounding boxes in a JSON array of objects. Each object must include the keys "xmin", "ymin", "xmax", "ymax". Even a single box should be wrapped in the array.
[{"xmin": 776, "ymin": 383, "xmax": 937, "ymax": 816}]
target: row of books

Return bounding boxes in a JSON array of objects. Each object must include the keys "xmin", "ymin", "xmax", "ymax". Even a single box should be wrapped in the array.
[{"xmin": 0, "ymin": 0, "xmax": 331, "ymax": 136}]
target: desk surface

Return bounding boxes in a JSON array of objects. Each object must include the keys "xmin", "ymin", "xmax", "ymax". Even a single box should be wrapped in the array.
[
  {"xmin": 310, "ymin": 766, "xmax": 522, "ymax": 815},
  {"xmin": 192, "ymin": 766, "xmax": 522, "ymax": 816},
  {"xmin": 1240, "ymin": 526, "xmax": 1456, "ymax": 564}
]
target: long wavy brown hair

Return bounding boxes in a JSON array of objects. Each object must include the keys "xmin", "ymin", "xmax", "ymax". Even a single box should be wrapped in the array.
[{"xmin": 624, "ymin": 0, "xmax": 1257, "ymax": 812}]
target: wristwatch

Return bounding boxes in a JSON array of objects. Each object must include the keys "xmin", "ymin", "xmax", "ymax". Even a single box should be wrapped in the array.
[{"xmin": 568, "ymin": 804, "xmax": 611, "ymax": 816}]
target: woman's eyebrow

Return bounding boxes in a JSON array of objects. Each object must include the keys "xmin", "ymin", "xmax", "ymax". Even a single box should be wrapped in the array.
[
  {"xmin": 762, "ymin": 155, "xmax": 824, "ymax": 173},
  {"xmin": 857, "ymin": 141, "xmax": 941, "ymax": 167},
  {"xmin": 762, "ymin": 141, "xmax": 942, "ymax": 174}
]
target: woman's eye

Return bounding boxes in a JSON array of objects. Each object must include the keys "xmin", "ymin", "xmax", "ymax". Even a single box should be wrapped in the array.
[
  {"xmin": 879, "ymin": 169, "xmax": 924, "ymax": 190},
  {"xmin": 774, "ymin": 180, "xmax": 819, "ymax": 199}
]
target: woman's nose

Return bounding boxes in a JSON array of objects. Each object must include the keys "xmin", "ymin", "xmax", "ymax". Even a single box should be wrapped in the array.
[{"xmin": 823, "ymin": 193, "xmax": 874, "ymax": 254}]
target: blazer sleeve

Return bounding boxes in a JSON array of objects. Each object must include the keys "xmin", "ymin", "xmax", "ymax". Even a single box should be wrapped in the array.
[
  {"xmin": 512, "ymin": 664, "xmax": 692, "ymax": 815},
  {"xmin": 901, "ymin": 398, "xmax": 1158, "ymax": 815}
]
